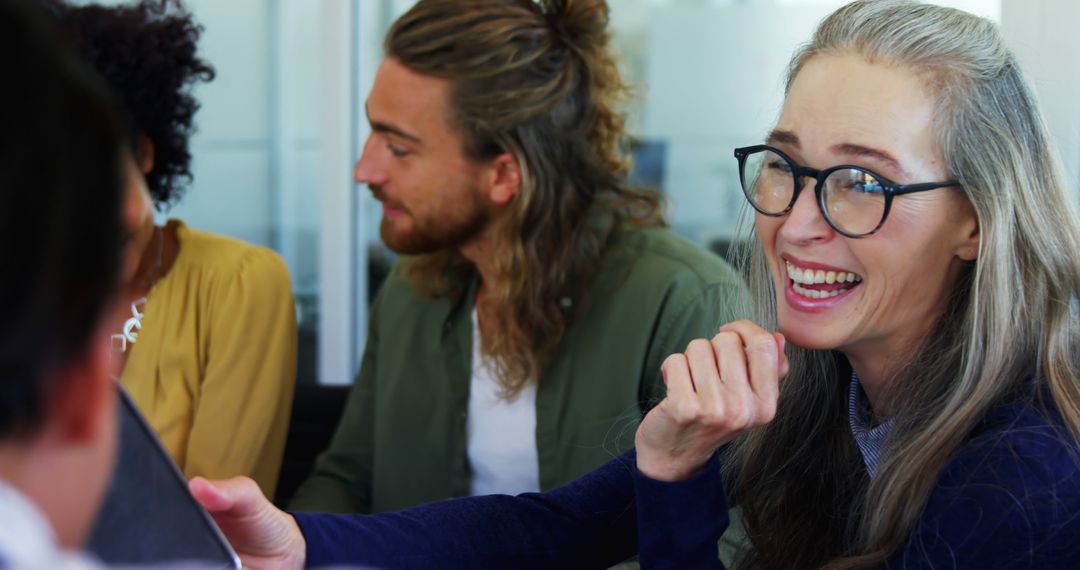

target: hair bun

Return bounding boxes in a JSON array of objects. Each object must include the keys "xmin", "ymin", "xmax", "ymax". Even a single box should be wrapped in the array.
[{"xmin": 536, "ymin": 0, "xmax": 609, "ymax": 52}]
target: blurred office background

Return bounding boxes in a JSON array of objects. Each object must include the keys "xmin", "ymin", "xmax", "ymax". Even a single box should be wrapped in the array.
[{"xmin": 78, "ymin": 0, "xmax": 1080, "ymax": 387}]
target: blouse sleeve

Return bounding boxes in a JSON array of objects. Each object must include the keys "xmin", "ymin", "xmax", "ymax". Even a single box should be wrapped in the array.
[
  {"xmin": 634, "ymin": 452, "xmax": 729, "ymax": 569},
  {"xmin": 293, "ymin": 450, "xmax": 733, "ymax": 569},
  {"xmin": 184, "ymin": 247, "xmax": 298, "ymax": 498},
  {"xmin": 295, "ymin": 451, "xmax": 642, "ymax": 569}
]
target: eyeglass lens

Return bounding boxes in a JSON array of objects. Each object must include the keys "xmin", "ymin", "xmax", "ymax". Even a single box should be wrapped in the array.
[{"xmin": 740, "ymin": 148, "xmax": 886, "ymax": 236}]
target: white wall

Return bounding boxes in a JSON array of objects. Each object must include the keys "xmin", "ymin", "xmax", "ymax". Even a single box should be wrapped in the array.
[
  {"xmin": 166, "ymin": 0, "xmax": 275, "ymax": 249},
  {"xmin": 1001, "ymin": 0, "xmax": 1080, "ymax": 196},
  {"xmin": 640, "ymin": 3, "xmax": 837, "ymax": 243}
]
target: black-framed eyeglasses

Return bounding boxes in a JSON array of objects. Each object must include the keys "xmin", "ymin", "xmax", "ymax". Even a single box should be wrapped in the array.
[{"xmin": 734, "ymin": 144, "xmax": 961, "ymax": 238}]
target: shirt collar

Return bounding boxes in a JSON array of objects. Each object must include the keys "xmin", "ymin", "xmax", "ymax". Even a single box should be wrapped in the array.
[
  {"xmin": 848, "ymin": 371, "xmax": 895, "ymax": 478},
  {"xmin": 0, "ymin": 478, "xmax": 100, "ymax": 569}
]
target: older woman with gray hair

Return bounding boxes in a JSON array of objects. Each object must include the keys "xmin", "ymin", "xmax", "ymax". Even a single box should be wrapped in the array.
[{"xmin": 188, "ymin": 1, "xmax": 1080, "ymax": 567}]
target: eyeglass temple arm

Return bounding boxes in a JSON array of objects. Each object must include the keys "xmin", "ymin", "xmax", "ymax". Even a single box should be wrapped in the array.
[{"xmin": 891, "ymin": 181, "xmax": 961, "ymax": 195}]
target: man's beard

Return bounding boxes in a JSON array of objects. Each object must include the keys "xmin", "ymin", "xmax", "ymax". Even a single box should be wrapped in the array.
[{"xmin": 376, "ymin": 188, "xmax": 491, "ymax": 255}]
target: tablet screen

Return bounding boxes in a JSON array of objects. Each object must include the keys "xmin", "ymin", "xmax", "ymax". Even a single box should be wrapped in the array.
[{"xmin": 86, "ymin": 384, "xmax": 241, "ymax": 569}]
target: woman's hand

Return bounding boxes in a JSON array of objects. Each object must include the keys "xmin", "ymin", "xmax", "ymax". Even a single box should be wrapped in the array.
[
  {"xmin": 635, "ymin": 320, "xmax": 789, "ymax": 482},
  {"xmin": 189, "ymin": 476, "xmax": 306, "ymax": 570}
]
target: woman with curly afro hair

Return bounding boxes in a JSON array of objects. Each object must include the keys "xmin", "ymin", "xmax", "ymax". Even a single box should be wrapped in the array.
[{"xmin": 50, "ymin": 0, "xmax": 297, "ymax": 499}]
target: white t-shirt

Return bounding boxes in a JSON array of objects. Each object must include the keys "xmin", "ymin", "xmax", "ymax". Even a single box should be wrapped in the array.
[{"xmin": 466, "ymin": 309, "xmax": 540, "ymax": 496}]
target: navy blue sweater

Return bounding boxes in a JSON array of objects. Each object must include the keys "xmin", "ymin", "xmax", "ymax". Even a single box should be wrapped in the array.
[{"xmin": 294, "ymin": 398, "xmax": 1080, "ymax": 569}]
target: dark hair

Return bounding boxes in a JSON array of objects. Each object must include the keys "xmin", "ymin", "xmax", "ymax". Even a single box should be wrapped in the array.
[
  {"xmin": 0, "ymin": 0, "xmax": 124, "ymax": 438},
  {"xmin": 49, "ymin": 0, "xmax": 215, "ymax": 210},
  {"xmin": 389, "ymin": 0, "xmax": 665, "ymax": 395}
]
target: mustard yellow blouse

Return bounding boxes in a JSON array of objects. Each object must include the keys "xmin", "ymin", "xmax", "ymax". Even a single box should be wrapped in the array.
[{"xmin": 121, "ymin": 220, "xmax": 297, "ymax": 498}]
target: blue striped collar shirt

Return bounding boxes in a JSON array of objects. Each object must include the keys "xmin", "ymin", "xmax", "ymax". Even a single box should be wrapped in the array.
[{"xmin": 848, "ymin": 371, "xmax": 895, "ymax": 478}]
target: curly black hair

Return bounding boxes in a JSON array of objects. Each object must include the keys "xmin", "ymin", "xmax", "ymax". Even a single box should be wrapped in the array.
[{"xmin": 49, "ymin": 0, "xmax": 215, "ymax": 209}]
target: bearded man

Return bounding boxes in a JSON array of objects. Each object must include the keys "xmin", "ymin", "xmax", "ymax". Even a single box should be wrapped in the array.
[{"xmin": 290, "ymin": 0, "xmax": 744, "ymax": 514}]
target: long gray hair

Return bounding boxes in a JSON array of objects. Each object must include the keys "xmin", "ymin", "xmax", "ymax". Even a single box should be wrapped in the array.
[{"xmin": 724, "ymin": 1, "xmax": 1080, "ymax": 567}]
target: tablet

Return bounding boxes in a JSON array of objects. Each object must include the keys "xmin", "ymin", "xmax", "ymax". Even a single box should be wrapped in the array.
[{"xmin": 86, "ymin": 384, "xmax": 241, "ymax": 569}]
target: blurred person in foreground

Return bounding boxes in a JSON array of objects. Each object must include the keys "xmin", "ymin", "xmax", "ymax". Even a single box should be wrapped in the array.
[
  {"xmin": 0, "ymin": 0, "xmax": 126, "ymax": 566},
  {"xmin": 192, "ymin": 1, "xmax": 1080, "ymax": 568}
]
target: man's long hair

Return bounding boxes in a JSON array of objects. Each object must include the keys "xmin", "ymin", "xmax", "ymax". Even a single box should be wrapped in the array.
[{"xmin": 386, "ymin": 0, "xmax": 664, "ymax": 396}]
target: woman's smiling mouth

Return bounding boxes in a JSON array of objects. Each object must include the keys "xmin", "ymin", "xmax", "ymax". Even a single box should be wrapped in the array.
[
  {"xmin": 786, "ymin": 260, "xmax": 863, "ymax": 299},
  {"xmin": 782, "ymin": 258, "xmax": 864, "ymax": 310}
]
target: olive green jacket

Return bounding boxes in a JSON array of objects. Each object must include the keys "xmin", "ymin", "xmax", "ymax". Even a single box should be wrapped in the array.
[{"xmin": 290, "ymin": 223, "xmax": 746, "ymax": 514}]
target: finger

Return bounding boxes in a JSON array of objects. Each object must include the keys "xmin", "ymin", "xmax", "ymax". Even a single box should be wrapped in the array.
[
  {"xmin": 721, "ymin": 321, "xmax": 781, "ymax": 410},
  {"xmin": 718, "ymin": 321, "xmax": 780, "ymax": 425},
  {"xmin": 717, "ymin": 319, "xmax": 771, "ymax": 341},
  {"xmin": 189, "ymin": 477, "xmax": 234, "ymax": 513},
  {"xmin": 660, "ymin": 353, "xmax": 695, "ymax": 401},
  {"xmin": 684, "ymin": 338, "xmax": 724, "ymax": 408},
  {"xmin": 189, "ymin": 476, "xmax": 261, "ymax": 516},
  {"xmin": 710, "ymin": 330, "xmax": 752, "ymax": 417},
  {"xmin": 773, "ymin": 332, "xmax": 790, "ymax": 378},
  {"xmin": 746, "ymin": 332, "xmax": 780, "ymax": 418}
]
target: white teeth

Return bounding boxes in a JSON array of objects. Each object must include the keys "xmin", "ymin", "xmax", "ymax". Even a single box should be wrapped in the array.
[
  {"xmin": 792, "ymin": 282, "xmax": 848, "ymax": 298},
  {"xmin": 785, "ymin": 261, "xmax": 863, "ymax": 286}
]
